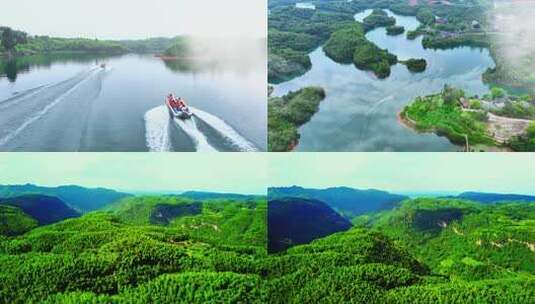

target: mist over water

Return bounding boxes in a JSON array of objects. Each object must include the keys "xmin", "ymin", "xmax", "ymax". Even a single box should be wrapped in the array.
[{"xmin": 490, "ymin": 0, "xmax": 535, "ymax": 89}]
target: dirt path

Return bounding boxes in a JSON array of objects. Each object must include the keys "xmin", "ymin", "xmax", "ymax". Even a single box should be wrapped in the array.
[{"xmin": 486, "ymin": 113, "xmax": 532, "ymax": 143}]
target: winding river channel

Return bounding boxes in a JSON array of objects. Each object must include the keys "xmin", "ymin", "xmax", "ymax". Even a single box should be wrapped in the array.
[{"xmin": 273, "ymin": 9, "xmax": 495, "ymax": 151}]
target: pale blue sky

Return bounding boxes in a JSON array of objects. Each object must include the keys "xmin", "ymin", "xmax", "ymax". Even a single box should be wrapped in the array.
[
  {"xmin": 1, "ymin": 153, "xmax": 533, "ymax": 195},
  {"xmin": 0, "ymin": 0, "xmax": 266, "ymax": 39},
  {"xmin": 269, "ymin": 153, "xmax": 535, "ymax": 195},
  {"xmin": 0, "ymin": 153, "xmax": 267, "ymax": 194}
]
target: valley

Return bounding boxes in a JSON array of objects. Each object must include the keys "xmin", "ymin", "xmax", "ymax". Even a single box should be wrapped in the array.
[
  {"xmin": 268, "ymin": 185, "xmax": 535, "ymax": 302},
  {"xmin": 1, "ymin": 179, "xmax": 534, "ymax": 302},
  {"xmin": 0, "ymin": 186, "xmax": 268, "ymax": 303}
]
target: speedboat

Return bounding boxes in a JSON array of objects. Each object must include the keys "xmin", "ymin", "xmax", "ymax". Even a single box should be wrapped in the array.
[{"xmin": 166, "ymin": 96, "xmax": 193, "ymax": 119}]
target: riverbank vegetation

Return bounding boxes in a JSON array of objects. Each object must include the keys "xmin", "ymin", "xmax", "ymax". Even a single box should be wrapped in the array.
[
  {"xmin": 268, "ymin": 87, "xmax": 326, "ymax": 152},
  {"xmin": 0, "ymin": 27, "xmax": 125, "ymax": 57},
  {"xmin": 162, "ymin": 39, "xmax": 192, "ymax": 58}
]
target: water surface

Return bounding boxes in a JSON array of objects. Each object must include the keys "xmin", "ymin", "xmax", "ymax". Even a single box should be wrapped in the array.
[
  {"xmin": 0, "ymin": 50, "xmax": 266, "ymax": 152},
  {"xmin": 273, "ymin": 10, "xmax": 494, "ymax": 151}
]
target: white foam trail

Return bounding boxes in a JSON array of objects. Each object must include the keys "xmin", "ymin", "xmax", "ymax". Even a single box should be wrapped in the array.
[
  {"xmin": 0, "ymin": 85, "xmax": 50, "ymax": 110},
  {"xmin": 0, "ymin": 68, "xmax": 99, "ymax": 147},
  {"xmin": 366, "ymin": 95, "xmax": 394, "ymax": 116},
  {"xmin": 190, "ymin": 106, "xmax": 257, "ymax": 152},
  {"xmin": 174, "ymin": 116, "xmax": 217, "ymax": 152},
  {"xmin": 144, "ymin": 106, "xmax": 172, "ymax": 152}
]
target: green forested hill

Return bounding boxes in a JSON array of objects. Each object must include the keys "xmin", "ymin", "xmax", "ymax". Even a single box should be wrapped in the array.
[
  {"xmin": 265, "ymin": 196, "xmax": 535, "ymax": 303},
  {"xmin": 1, "ymin": 193, "xmax": 534, "ymax": 303},
  {"xmin": 106, "ymin": 195, "xmax": 267, "ymax": 249},
  {"xmin": 0, "ymin": 205, "xmax": 37, "ymax": 236},
  {"xmin": 268, "ymin": 197, "xmax": 352, "ymax": 252},
  {"xmin": 0, "ymin": 196, "xmax": 267, "ymax": 303},
  {"xmin": 0, "ymin": 26, "xmax": 125, "ymax": 56},
  {"xmin": 0, "ymin": 195, "xmax": 80, "ymax": 225},
  {"xmin": 269, "ymin": 186, "xmax": 408, "ymax": 217},
  {"xmin": 355, "ymin": 198, "xmax": 535, "ymax": 280},
  {"xmin": 0, "ymin": 184, "xmax": 132, "ymax": 213}
]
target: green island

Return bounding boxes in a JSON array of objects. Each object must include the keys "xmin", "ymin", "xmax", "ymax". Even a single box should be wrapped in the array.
[
  {"xmin": 268, "ymin": 0, "xmax": 497, "ymax": 84},
  {"xmin": 362, "ymin": 9, "xmax": 396, "ymax": 31},
  {"xmin": 323, "ymin": 22, "xmax": 398, "ymax": 79},
  {"xmin": 268, "ymin": 86, "xmax": 326, "ymax": 152},
  {"xmin": 269, "ymin": 1, "xmax": 496, "ymax": 151},
  {"xmin": 267, "ymin": 4, "xmax": 424, "ymax": 81},
  {"xmin": 386, "ymin": 25, "xmax": 405, "ymax": 36},
  {"xmin": 401, "ymin": 58, "xmax": 427, "ymax": 72},
  {"xmin": 267, "ymin": 5, "xmax": 354, "ymax": 83},
  {"xmin": 401, "ymin": 85, "xmax": 535, "ymax": 151}
]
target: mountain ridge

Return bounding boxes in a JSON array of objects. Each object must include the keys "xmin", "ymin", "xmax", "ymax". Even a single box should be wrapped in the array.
[
  {"xmin": 269, "ymin": 186, "xmax": 408, "ymax": 217},
  {"xmin": 0, "ymin": 183, "xmax": 132, "ymax": 212},
  {"xmin": 0, "ymin": 194, "xmax": 80, "ymax": 225}
]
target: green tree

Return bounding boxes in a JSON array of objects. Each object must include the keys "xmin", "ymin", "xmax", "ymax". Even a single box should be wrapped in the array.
[
  {"xmin": 416, "ymin": 8, "xmax": 435, "ymax": 25},
  {"xmin": 490, "ymin": 87, "xmax": 506, "ymax": 99},
  {"xmin": 441, "ymin": 85, "xmax": 464, "ymax": 104},
  {"xmin": 1, "ymin": 28, "xmax": 16, "ymax": 51}
]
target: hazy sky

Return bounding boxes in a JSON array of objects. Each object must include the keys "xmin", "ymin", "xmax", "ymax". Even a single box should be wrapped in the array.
[
  {"xmin": 269, "ymin": 153, "xmax": 535, "ymax": 195},
  {"xmin": 0, "ymin": 153, "xmax": 267, "ymax": 194},
  {"xmin": 2, "ymin": 153, "xmax": 533, "ymax": 195},
  {"xmin": 0, "ymin": 0, "xmax": 266, "ymax": 39}
]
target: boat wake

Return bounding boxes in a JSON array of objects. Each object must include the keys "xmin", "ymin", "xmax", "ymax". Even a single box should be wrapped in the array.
[
  {"xmin": 144, "ymin": 105, "xmax": 256, "ymax": 152},
  {"xmin": 0, "ymin": 68, "xmax": 101, "ymax": 148},
  {"xmin": 144, "ymin": 106, "xmax": 172, "ymax": 152},
  {"xmin": 173, "ymin": 117, "xmax": 217, "ymax": 152},
  {"xmin": 190, "ymin": 107, "xmax": 258, "ymax": 152},
  {"xmin": 0, "ymin": 85, "xmax": 49, "ymax": 110}
]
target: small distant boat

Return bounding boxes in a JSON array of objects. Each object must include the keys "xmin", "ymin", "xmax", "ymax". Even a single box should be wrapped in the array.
[{"xmin": 166, "ymin": 94, "xmax": 193, "ymax": 119}]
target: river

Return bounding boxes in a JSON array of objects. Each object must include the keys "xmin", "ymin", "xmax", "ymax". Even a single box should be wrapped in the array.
[
  {"xmin": 0, "ymin": 50, "xmax": 266, "ymax": 152},
  {"xmin": 272, "ymin": 9, "xmax": 495, "ymax": 151}
]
